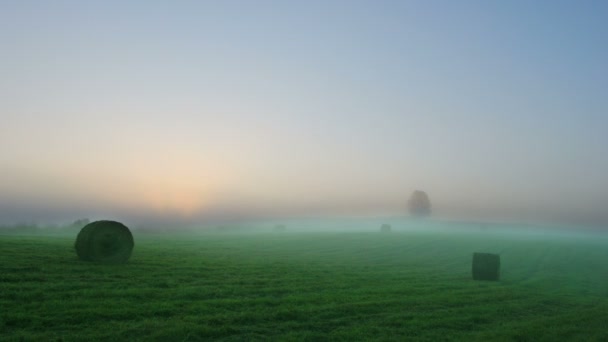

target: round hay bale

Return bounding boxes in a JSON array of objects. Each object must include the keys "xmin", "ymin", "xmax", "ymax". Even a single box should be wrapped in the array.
[
  {"xmin": 380, "ymin": 224, "xmax": 392, "ymax": 233},
  {"xmin": 75, "ymin": 220, "xmax": 134, "ymax": 263}
]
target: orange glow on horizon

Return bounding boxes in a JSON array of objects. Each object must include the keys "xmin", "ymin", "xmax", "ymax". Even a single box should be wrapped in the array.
[{"xmin": 30, "ymin": 148, "xmax": 241, "ymax": 218}]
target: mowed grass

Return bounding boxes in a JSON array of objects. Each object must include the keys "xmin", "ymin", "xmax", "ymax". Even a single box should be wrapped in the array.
[{"xmin": 1, "ymin": 228, "xmax": 608, "ymax": 341}]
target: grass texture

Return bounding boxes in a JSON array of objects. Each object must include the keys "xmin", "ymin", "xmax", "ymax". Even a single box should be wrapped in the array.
[{"xmin": 2, "ymin": 228, "xmax": 608, "ymax": 341}]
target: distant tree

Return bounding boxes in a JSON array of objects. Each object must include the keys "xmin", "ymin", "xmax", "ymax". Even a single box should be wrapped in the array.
[
  {"xmin": 408, "ymin": 190, "xmax": 431, "ymax": 217},
  {"xmin": 274, "ymin": 224, "xmax": 286, "ymax": 232},
  {"xmin": 72, "ymin": 218, "xmax": 90, "ymax": 228},
  {"xmin": 380, "ymin": 224, "xmax": 391, "ymax": 233},
  {"xmin": 217, "ymin": 225, "xmax": 241, "ymax": 232},
  {"xmin": 15, "ymin": 222, "xmax": 39, "ymax": 232}
]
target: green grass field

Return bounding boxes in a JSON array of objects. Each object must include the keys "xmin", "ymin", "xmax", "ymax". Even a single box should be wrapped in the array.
[{"xmin": 2, "ymin": 227, "xmax": 608, "ymax": 341}]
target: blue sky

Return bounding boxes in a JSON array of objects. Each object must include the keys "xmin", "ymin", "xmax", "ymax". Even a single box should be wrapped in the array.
[{"xmin": 1, "ymin": 1, "xmax": 607, "ymax": 225}]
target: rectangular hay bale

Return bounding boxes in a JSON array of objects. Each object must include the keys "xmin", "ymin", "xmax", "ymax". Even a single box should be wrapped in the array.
[
  {"xmin": 472, "ymin": 252, "xmax": 500, "ymax": 281},
  {"xmin": 380, "ymin": 224, "xmax": 391, "ymax": 233}
]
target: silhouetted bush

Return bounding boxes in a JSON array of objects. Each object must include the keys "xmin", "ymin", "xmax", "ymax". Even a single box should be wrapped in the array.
[
  {"xmin": 274, "ymin": 224, "xmax": 286, "ymax": 232},
  {"xmin": 71, "ymin": 218, "xmax": 90, "ymax": 229}
]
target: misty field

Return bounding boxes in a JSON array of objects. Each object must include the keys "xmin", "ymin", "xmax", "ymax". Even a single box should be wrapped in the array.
[{"xmin": 2, "ymin": 227, "xmax": 608, "ymax": 341}]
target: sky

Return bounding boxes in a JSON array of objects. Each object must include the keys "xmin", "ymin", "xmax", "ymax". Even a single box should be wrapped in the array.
[{"xmin": 1, "ymin": 0, "xmax": 607, "ymax": 226}]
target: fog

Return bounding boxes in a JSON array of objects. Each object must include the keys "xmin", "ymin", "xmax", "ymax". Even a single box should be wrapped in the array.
[{"xmin": 1, "ymin": 1, "xmax": 607, "ymax": 230}]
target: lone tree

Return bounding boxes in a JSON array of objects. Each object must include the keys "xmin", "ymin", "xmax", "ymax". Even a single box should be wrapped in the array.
[{"xmin": 408, "ymin": 190, "xmax": 431, "ymax": 217}]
